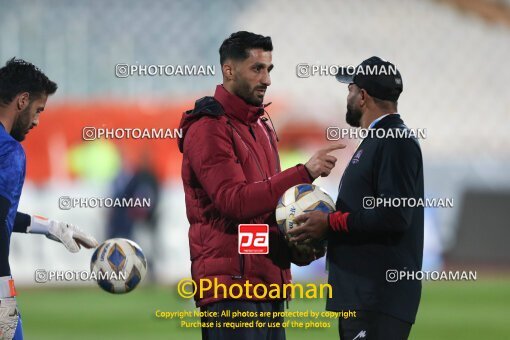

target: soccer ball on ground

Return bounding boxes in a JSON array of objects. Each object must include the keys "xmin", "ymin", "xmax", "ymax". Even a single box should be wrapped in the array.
[
  {"xmin": 90, "ymin": 238, "xmax": 147, "ymax": 294},
  {"xmin": 276, "ymin": 184, "xmax": 335, "ymax": 256}
]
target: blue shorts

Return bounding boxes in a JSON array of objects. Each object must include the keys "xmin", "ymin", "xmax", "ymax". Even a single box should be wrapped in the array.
[{"xmin": 13, "ymin": 313, "xmax": 23, "ymax": 340}]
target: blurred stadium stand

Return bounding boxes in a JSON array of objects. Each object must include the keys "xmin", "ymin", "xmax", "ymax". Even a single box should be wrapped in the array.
[
  {"xmin": 439, "ymin": 0, "xmax": 510, "ymax": 26},
  {"xmin": 445, "ymin": 190, "xmax": 510, "ymax": 266},
  {"xmin": 0, "ymin": 0, "xmax": 509, "ymax": 284}
]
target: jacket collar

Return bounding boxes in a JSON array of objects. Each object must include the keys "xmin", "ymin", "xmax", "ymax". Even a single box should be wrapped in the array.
[
  {"xmin": 374, "ymin": 113, "xmax": 403, "ymax": 129},
  {"xmin": 214, "ymin": 84, "xmax": 264, "ymax": 124}
]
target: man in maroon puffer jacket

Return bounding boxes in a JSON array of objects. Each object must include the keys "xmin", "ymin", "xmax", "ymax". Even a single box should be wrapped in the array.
[{"xmin": 178, "ymin": 31, "xmax": 344, "ymax": 340}]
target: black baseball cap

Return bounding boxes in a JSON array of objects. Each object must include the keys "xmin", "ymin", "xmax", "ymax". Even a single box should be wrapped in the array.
[{"xmin": 335, "ymin": 56, "xmax": 403, "ymax": 101}]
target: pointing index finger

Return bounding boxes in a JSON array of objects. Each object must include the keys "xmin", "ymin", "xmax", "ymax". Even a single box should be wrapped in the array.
[{"xmin": 319, "ymin": 143, "xmax": 346, "ymax": 154}]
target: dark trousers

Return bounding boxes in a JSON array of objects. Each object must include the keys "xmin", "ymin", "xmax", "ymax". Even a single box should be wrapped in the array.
[
  {"xmin": 200, "ymin": 300, "xmax": 286, "ymax": 340},
  {"xmin": 338, "ymin": 310, "xmax": 412, "ymax": 340}
]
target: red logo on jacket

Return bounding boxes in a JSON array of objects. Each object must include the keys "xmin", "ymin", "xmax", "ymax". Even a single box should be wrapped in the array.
[{"xmin": 238, "ymin": 224, "xmax": 269, "ymax": 254}]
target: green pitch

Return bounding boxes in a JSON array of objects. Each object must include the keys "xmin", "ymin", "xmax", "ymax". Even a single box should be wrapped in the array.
[{"xmin": 16, "ymin": 278, "xmax": 510, "ymax": 339}]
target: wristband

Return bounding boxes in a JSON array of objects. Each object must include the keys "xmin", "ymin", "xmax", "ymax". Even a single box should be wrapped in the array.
[
  {"xmin": 0, "ymin": 276, "xmax": 16, "ymax": 298},
  {"xmin": 26, "ymin": 215, "xmax": 51, "ymax": 235},
  {"xmin": 328, "ymin": 211, "xmax": 350, "ymax": 233}
]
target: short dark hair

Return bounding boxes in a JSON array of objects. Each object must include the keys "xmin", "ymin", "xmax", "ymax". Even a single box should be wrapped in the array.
[
  {"xmin": 219, "ymin": 31, "xmax": 273, "ymax": 65},
  {"xmin": 0, "ymin": 57, "xmax": 57, "ymax": 105}
]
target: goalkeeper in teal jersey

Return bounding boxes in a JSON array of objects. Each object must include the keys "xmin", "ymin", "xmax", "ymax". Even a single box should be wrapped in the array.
[{"xmin": 0, "ymin": 58, "xmax": 98, "ymax": 340}]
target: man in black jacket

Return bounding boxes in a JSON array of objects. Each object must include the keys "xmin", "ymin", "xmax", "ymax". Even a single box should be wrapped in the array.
[{"xmin": 289, "ymin": 57, "xmax": 424, "ymax": 340}]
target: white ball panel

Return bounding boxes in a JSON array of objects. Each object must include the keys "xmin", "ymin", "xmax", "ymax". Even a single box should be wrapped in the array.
[{"xmin": 90, "ymin": 238, "xmax": 147, "ymax": 294}]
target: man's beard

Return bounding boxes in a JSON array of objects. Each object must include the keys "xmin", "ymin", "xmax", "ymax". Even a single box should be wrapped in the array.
[
  {"xmin": 11, "ymin": 107, "xmax": 31, "ymax": 141},
  {"xmin": 345, "ymin": 102, "xmax": 362, "ymax": 128},
  {"xmin": 233, "ymin": 78, "xmax": 266, "ymax": 106}
]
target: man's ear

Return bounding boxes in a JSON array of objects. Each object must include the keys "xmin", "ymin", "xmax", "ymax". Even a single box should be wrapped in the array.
[
  {"xmin": 17, "ymin": 92, "xmax": 30, "ymax": 111},
  {"xmin": 360, "ymin": 88, "xmax": 368, "ymax": 100},
  {"xmin": 359, "ymin": 88, "xmax": 368, "ymax": 107},
  {"xmin": 222, "ymin": 61, "xmax": 234, "ymax": 81}
]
